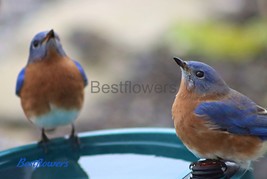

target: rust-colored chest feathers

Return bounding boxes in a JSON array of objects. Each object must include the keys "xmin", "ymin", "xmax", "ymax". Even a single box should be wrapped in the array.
[
  {"xmin": 172, "ymin": 79, "xmax": 263, "ymax": 163},
  {"xmin": 20, "ymin": 57, "xmax": 85, "ymax": 118}
]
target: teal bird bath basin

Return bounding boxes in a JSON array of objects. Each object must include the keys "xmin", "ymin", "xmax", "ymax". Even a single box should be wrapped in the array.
[{"xmin": 0, "ymin": 128, "xmax": 253, "ymax": 179}]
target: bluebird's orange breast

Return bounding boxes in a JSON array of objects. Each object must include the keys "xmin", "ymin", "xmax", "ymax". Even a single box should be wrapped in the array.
[
  {"xmin": 172, "ymin": 79, "xmax": 264, "ymax": 163},
  {"xmin": 20, "ymin": 56, "xmax": 85, "ymax": 120}
]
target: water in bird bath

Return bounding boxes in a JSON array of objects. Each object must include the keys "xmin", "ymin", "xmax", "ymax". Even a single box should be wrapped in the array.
[{"xmin": 78, "ymin": 154, "xmax": 191, "ymax": 179}]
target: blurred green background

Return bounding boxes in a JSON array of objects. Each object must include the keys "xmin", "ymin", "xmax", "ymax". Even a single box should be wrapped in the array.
[{"xmin": 0, "ymin": 0, "xmax": 267, "ymax": 178}]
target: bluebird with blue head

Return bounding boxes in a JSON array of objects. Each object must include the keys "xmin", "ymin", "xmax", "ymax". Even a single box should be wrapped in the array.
[
  {"xmin": 16, "ymin": 29, "xmax": 88, "ymax": 149},
  {"xmin": 172, "ymin": 57, "xmax": 267, "ymax": 169}
]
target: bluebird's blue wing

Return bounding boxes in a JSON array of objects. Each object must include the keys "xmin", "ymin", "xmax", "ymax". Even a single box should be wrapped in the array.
[
  {"xmin": 195, "ymin": 90, "xmax": 267, "ymax": 140},
  {"xmin": 16, "ymin": 68, "xmax": 26, "ymax": 97},
  {"xmin": 73, "ymin": 60, "xmax": 88, "ymax": 87}
]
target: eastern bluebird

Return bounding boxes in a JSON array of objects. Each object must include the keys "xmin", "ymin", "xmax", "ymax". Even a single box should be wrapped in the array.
[
  {"xmin": 172, "ymin": 57, "xmax": 267, "ymax": 168},
  {"xmin": 16, "ymin": 29, "xmax": 88, "ymax": 147}
]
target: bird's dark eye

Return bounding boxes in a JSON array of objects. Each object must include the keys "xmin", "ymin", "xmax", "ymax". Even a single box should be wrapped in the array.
[
  {"xmin": 32, "ymin": 40, "xmax": 39, "ymax": 48},
  {"xmin": 195, "ymin": 71, "xmax": 204, "ymax": 78}
]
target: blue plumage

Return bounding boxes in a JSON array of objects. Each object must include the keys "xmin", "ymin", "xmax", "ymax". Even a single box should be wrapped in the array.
[
  {"xmin": 184, "ymin": 61, "xmax": 230, "ymax": 95},
  {"xmin": 28, "ymin": 31, "xmax": 66, "ymax": 64},
  {"xmin": 195, "ymin": 90, "xmax": 267, "ymax": 140},
  {"xmin": 73, "ymin": 60, "xmax": 88, "ymax": 87},
  {"xmin": 16, "ymin": 67, "xmax": 25, "ymax": 96}
]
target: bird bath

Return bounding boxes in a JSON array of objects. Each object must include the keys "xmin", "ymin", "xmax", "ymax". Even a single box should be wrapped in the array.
[{"xmin": 0, "ymin": 128, "xmax": 253, "ymax": 179}]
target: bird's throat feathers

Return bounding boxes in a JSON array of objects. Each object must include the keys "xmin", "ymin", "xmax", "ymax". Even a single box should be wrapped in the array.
[{"xmin": 45, "ymin": 39, "xmax": 66, "ymax": 58}]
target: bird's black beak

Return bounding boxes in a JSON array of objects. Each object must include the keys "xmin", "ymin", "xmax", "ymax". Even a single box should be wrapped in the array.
[
  {"xmin": 173, "ymin": 57, "xmax": 188, "ymax": 70},
  {"xmin": 46, "ymin": 29, "xmax": 55, "ymax": 40},
  {"xmin": 42, "ymin": 29, "xmax": 55, "ymax": 44}
]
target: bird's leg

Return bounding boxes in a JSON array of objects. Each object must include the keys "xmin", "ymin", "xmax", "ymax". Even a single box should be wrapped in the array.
[
  {"xmin": 41, "ymin": 129, "xmax": 49, "ymax": 142},
  {"xmin": 69, "ymin": 124, "xmax": 80, "ymax": 147},
  {"xmin": 38, "ymin": 128, "xmax": 49, "ymax": 153}
]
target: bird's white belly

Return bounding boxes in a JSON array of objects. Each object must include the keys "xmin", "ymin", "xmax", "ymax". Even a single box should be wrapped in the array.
[{"xmin": 31, "ymin": 106, "xmax": 79, "ymax": 129}]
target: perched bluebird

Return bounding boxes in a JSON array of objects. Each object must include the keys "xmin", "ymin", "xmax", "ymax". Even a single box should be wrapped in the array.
[
  {"xmin": 16, "ymin": 29, "xmax": 88, "ymax": 147},
  {"xmin": 172, "ymin": 57, "xmax": 267, "ymax": 168}
]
